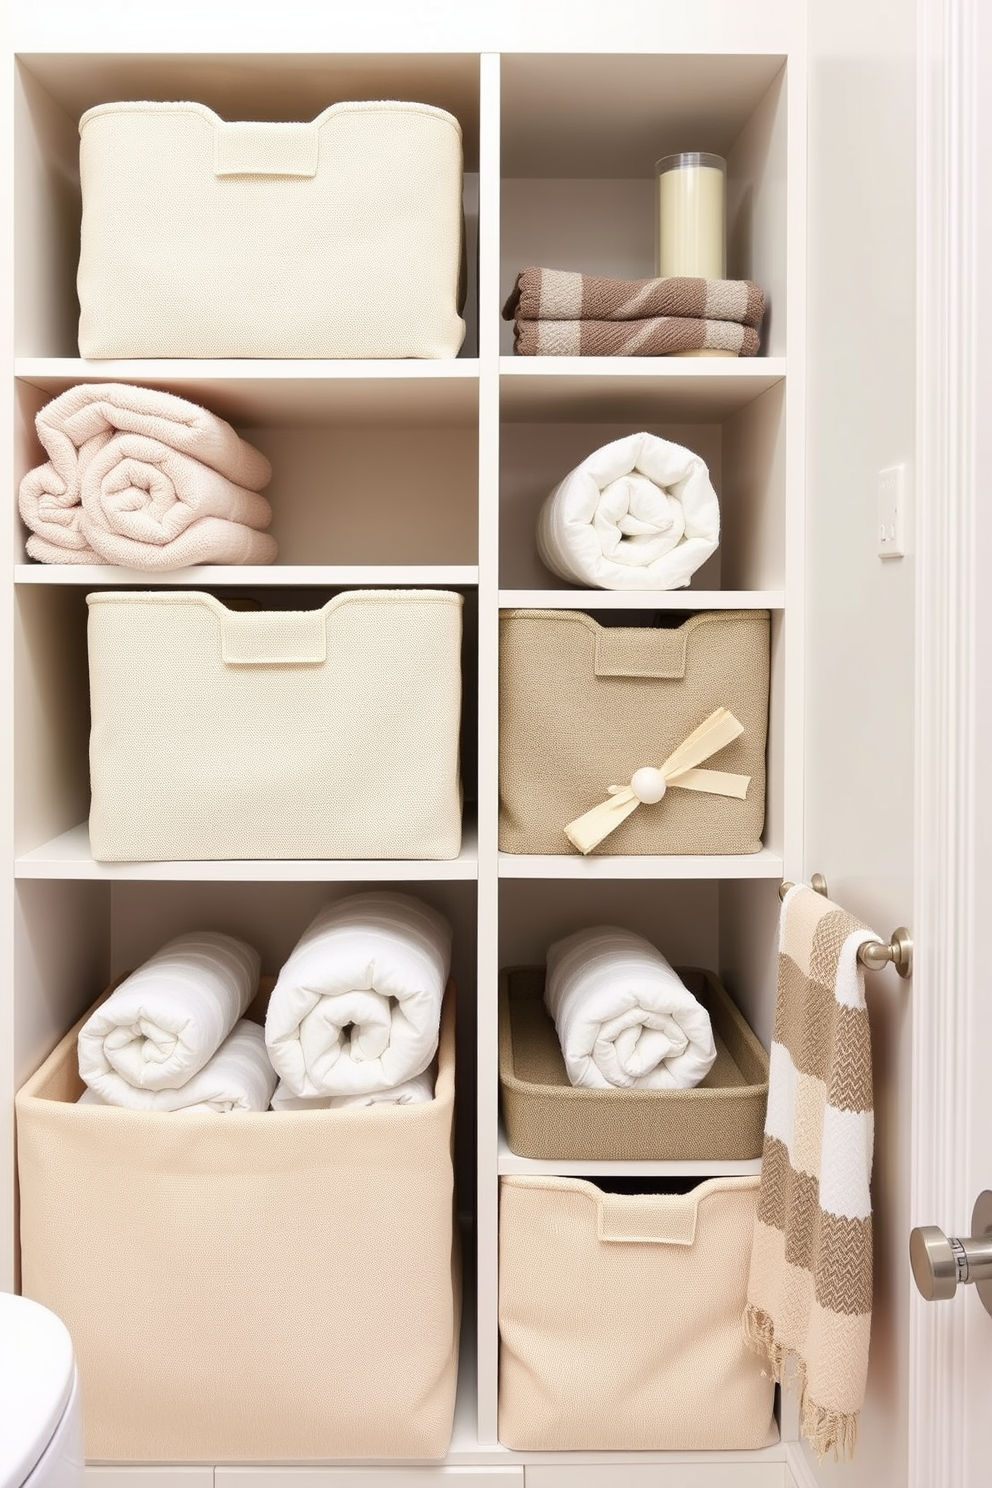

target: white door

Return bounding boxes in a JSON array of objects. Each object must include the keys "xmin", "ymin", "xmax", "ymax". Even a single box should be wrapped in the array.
[
  {"xmin": 907, "ymin": 1, "xmax": 992, "ymax": 1482},
  {"xmin": 805, "ymin": 2, "xmax": 992, "ymax": 1486}
]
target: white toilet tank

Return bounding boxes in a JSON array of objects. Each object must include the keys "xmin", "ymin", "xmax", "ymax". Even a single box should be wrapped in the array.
[{"xmin": 0, "ymin": 1293, "xmax": 84, "ymax": 1488}]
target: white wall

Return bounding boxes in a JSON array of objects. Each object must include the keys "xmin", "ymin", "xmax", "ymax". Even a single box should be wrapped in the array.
[{"xmin": 803, "ymin": 2, "xmax": 917, "ymax": 1485}]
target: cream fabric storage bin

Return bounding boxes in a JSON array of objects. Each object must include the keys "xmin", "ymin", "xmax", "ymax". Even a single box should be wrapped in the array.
[
  {"xmin": 16, "ymin": 981, "xmax": 460, "ymax": 1462},
  {"xmin": 499, "ymin": 965, "xmax": 769, "ymax": 1161},
  {"xmin": 86, "ymin": 588, "xmax": 463, "ymax": 861},
  {"xmin": 498, "ymin": 1174, "xmax": 777, "ymax": 1451},
  {"xmin": 499, "ymin": 608, "xmax": 770, "ymax": 854},
  {"xmin": 77, "ymin": 100, "xmax": 466, "ymax": 359}
]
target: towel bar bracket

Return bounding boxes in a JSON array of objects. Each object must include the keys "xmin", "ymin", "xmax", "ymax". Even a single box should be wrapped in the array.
[{"xmin": 778, "ymin": 875, "xmax": 914, "ymax": 979}]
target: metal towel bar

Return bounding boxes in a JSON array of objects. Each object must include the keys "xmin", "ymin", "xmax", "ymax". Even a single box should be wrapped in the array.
[{"xmin": 778, "ymin": 873, "xmax": 913, "ymax": 979}]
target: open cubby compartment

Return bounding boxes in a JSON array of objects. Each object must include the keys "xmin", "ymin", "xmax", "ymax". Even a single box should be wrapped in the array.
[
  {"xmin": 14, "ymin": 372, "xmax": 480, "ymax": 573},
  {"xmin": 13, "ymin": 874, "xmax": 479, "ymax": 1216},
  {"xmin": 13, "ymin": 581, "xmax": 480, "ymax": 866},
  {"xmin": 498, "ymin": 52, "xmax": 789, "ymax": 357},
  {"xmin": 498, "ymin": 374, "xmax": 786, "ymax": 596},
  {"xmin": 493, "ymin": 877, "xmax": 788, "ymax": 1159},
  {"xmin": 495, "ymin": 876, "xmax": 780, "ymax": 1171},
  {"xmin": 13, "ymin": 51, "xmax": 482, "ymax": 360}
]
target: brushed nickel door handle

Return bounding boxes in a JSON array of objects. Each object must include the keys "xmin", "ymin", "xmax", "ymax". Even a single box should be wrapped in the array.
[{"xmin": 910, "ymin": 1191, "xmax": 992, "ymax": 1316}]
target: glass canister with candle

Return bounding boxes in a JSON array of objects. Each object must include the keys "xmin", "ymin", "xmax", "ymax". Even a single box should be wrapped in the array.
[{"xmin": 655, "ymin": 152, "xmax": 727, "ymax": 280}]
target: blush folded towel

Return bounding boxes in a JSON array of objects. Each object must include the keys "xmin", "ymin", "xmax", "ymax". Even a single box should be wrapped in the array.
[
  {"xmin": 77, "ymin": 1019, "xmax": 277, "ymax": 1113},
  {"xmin": 544, "ymin": 925, "xmax": 718, "ymax": 1090},
  {"xmin": 264, "ymin": 891, "xmax": 452, "ymax": 1100},
  {"xmin": 19, "ymin": 382, "xmax": 277, "ymax": 568},
  {"xmin": 77, "ymin": 931, "xmax": 260, "ymax": 1102},
  {"xmin": 536, "ymin": 430, "xmax": 720, "ymax": 590}
]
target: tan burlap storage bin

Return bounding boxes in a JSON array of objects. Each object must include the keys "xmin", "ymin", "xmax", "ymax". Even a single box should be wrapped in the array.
[
  {"xmin": 77, "ymin": 100, "xmax": 466, "ymax": 359},
  {"xmin": 498, "ymin": 1174, "xmax": 777, "ymax": 1451},
  {"xmin": 499, "ymin": 608, "xmax": 770, "ymax": 854},
  {"xmin": 86, "ymin": 588, "xmax": 463, "ymax": 861},
  {"xmin": 499, "ymin": 965, "xmax": 769, "ymax": 1160},
  {"xmin": 16, "ymin": 981, "xmax": 459, "ymax": 1462}
]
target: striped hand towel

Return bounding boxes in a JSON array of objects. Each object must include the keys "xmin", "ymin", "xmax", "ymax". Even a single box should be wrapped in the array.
[{"xmin": 743, "ymin": 883, "xmax": 877, "ymax": 1461}]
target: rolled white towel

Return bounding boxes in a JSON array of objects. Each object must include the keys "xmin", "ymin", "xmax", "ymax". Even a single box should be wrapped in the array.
[
  {"xmin": 544, "ymin": 925, "xmax": 717, "ymax": 1090},
  {"xmin": 265, "ymin": 891, "xmax": 452, "ymax": 1099},
  {"xmin": 270, "ymin": 1064, "xmax": 437, "ymax": 1111},
  {"xmin": 77, "ymin": 930, "xmax": 260, "ymax": 1101},
  {"xmin": 76, "ymin": 1020, "xmax": 276, "ymax": 1112},
  {"xmin": 536, "ymin": 430, "xmax": 720, "ymax": 590}
]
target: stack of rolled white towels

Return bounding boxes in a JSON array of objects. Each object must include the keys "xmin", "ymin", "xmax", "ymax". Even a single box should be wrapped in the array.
[
  {"xmin": 264, "ymin": 891, "xmax": 452, "ymax": 1109},
  {"xmin": 536, "ymin": 431, "xmax": 721, "ymax": 592},
  {"xmin": 76, "ymin": 892, "xmax": 452, "ymax": 1114},
  {"xmin": 543, "ymin": 925, "xmax": 717, "ymax": 1090},
  {"xmin": 77, "ymin": 931, "xmax": 276, "ymax": 1112}
]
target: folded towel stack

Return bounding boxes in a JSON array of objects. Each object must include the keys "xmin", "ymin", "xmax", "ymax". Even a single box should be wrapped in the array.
[
  {"xmin": 537, "ymin": 430, "xmax": 720, "ymax": 590},
  {"xmin": 544, "ymin": 926, "xmax": 717, "ymax": 1090},
  {"xmin": 77, "ymin": 931, "xmax": 276, "ymax": 1112},
  {"xmin": 19, "ymin": 382, "xmax": 278, "ymax": 568},
  {"xmin": 265, "ymin": 890, "xmax": 452, "ymax": 1108},
  {"xmin": 502, "ymin": 267, "xmax": 765, "ymax": 357}
]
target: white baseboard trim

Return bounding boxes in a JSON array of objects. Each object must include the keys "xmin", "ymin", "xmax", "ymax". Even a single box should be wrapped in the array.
[{"xmin": 784, "ymin": 1443, "xmax": 820, "ymax": 1488}]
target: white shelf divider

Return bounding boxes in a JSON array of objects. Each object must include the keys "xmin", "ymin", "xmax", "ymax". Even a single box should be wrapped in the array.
[
  {"xmin": 497, "ymin": 848, "xmax": 784, "ymax": 880},
  {"xmin": 499, "ymin": 589, "xmax": 784, "ymax": 610},
  {"xmin": 17, "ymin": 565, "xmax": 480, "ymax": 588},
  {"xmin": 15, "ymin": 822, "xmax": 480, "ymax": 881}
]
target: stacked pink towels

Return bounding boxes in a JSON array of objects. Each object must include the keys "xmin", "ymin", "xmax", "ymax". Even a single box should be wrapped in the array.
[{"xmin": 19, "ymin": 382, "xmax": 278, "ymax": 568}]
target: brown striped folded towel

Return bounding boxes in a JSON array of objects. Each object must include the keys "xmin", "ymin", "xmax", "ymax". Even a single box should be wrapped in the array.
[
  {"xmin": 502, "ymin": 266, "xmax": 765, "ymax": 358},
  {"xmin": 743, "ymin": 883, "xmax": 877, "ymax": 1462},
  {"xmin": 505, "ymin": 267, "xmax": 766, "ymax": 326}
]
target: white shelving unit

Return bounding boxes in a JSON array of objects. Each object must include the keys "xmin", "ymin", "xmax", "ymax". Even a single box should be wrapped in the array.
[{"xmin": 4, "ymin": 6, "xmax": 807, "ymax": 1484}]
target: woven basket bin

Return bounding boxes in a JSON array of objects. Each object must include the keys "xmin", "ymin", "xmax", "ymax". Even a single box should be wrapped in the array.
[
  {"xmin": 498, "ymin": 1174, "xmax": 778, "ymax": 1451},
  {"xmin": 499, "ymin": 965, "xmax": 769, "ymax": 1161},
  {"xmin": 15, "ymin": 980, "xmax": 460, "ymax": 1462},
  {"xmin": 499, "ymin": 608, "xmax": 770, "ymax": 854},
  {"xmin": 77, "ymin": 99, "xmax": 466, "ymax": 359},
  {"xmin": 86, "ymin": 588, "xmax": 464, "ymax": 861}
]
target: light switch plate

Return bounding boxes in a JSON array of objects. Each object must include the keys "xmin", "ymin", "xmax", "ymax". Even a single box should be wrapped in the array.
[{"xmin": 877, "ymin": 464, "xmax": 907, "ymax": 558}]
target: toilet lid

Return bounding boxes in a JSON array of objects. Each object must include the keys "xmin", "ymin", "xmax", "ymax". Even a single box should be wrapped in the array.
[{"xmin": 0, "ymin": 1293, "xmax": 77, "ymax": 1488}]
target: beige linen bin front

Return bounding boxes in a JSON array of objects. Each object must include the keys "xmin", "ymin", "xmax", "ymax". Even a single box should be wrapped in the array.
[
  {"xmin": 498, "ymin": 965, "xmax": 769, "ymax": 1161},
  {"xmin": 86, "ymin": 588, "xmax": 464, "ymax": 861},
  {"xmin": 499, "ymin": 608, "xmax": 770, "ymax": 854},
  {"xmin": 77, "ymin": 100, "xmax": 466, "ymax": 359},
  {"xmin": 16, "ymin": 986, "xmax": 460, "ymax": 1462},
  {"xmin": 498, "ymin": 1174, "xmax": 777, "ymax": 1451}
]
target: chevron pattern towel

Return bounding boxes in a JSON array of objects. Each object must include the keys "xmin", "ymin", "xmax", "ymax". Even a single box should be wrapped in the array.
[
  {"xmin": 743, "ymin": 883, "xmax": 877, "ymax": 1461},
  {"xmin": 502, "ymin": 267, "xmax": 765, "ymax": 357}
]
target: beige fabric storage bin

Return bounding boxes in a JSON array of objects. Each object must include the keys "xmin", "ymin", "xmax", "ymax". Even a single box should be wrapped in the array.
[
  {"xmin": 499, "ymin": 608, "xmax": 770, "ymax": 854},
  {"xmin": 77, "ymin": 99, "xmax": 466, "ymax": 359},
  {"xmin": 498, "ymin": 1174, "xmax": 777, "ymax": 1451},
  {"xmin": 86, "ymin": 588, "xmax": 463, "ymax": 861},
  {"xmin": 16, "ymin": 981, "xmax": 460, "ymax": 1462},
  {"xmin": 499, "ymin": 965, "xmax": 769, "ymax": 1160}
]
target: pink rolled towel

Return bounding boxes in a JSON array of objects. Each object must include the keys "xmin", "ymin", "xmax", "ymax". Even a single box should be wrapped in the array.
[{"xmin": 19, "ymin": 382, "xmax": 277, "ymax": 568}]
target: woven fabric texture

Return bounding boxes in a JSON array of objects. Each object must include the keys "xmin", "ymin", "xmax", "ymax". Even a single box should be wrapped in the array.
[
  {"xmin": 77, "ymin": 100, "xmax": 466, "ymax": 359},
  {"xmin": 499, "ymin": 965, "xmax": 768, "ymax": 1161},
  {"xmin": 86, "ymin": 589, "xmax": 463, "ymax": 861},
  {"xmin": 744, "ymin": 883, "xmax": 877, "ymax": 1461},
  {"xmin": 498, "ymin": 1175, "xmax": 778, "ymax": 1450},
  {"xmin": 498, "ymin": 608, "xmax": 769, "ymax": 854},
  {"xmin": 16, "ymin": 986, "xmax": 459, "ymax": 1461}
]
